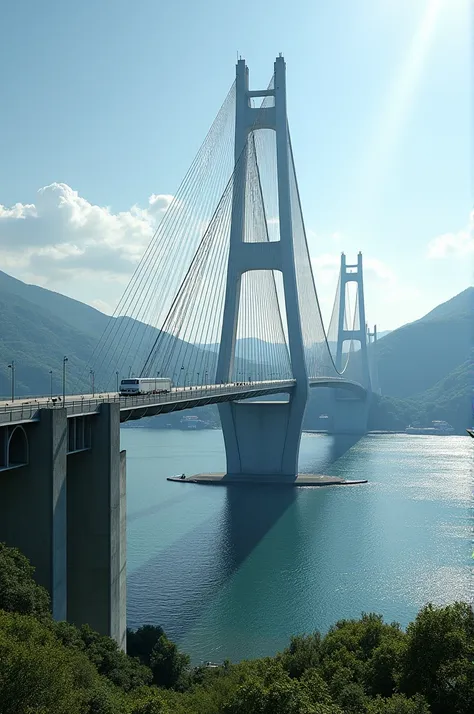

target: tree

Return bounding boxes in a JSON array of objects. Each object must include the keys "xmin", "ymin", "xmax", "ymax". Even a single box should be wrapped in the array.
[
  {"xmin": 365, "ymin": 637, "xmax": 407, "ymax": 697},
  {"xmin": 0, "ymin": 542, "xmax": 50, "ymax": 620},
  {"xmin": 77, "ymin": 624, "xmax": 152, "ymax": 691},
  {"xmin": 279, "ymin": 632, "xmax": 321, "ymax": 679},
  {"xmin": 400, "ymin": 602, "xmax": 474, "ymax": 714},
  {"xmin": 221, "ymin": 662, "xmax": 327, "ymax": 714},
  {"xmin": 127, "ymin": 624, "xmax": 166, "ymax": 666},
  {"xmin": 0, "ymin": 610, "xmax": 95, "ymax": 714},
  {"xmin": 366, "ymin": 693, "xmax": 430, "ymax": 714},
  {"xmin": 149, "ymin": 633, "xmax": 190, "ymax": 689}
]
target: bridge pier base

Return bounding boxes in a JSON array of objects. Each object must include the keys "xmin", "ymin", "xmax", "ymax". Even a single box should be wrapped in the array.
[
  {"xmin": 329, "ymin": 393, "xmax": 370, "ymax": 435},
  {"xmin": 0, "ymin": 409, "xmax": 68, "ymax": 621},
  {"xmin": 219, "ymin": 393, "xmax": 305, "ymax": 478},
  {"xmin": 67, "ymin": 403, "xmax": 126, "ymax": 650}
]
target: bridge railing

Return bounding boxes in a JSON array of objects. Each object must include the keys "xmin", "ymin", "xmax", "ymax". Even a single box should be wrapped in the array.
[{"xmin": 0, "ymin": 380, "xmax": 297, "ymax": 425}]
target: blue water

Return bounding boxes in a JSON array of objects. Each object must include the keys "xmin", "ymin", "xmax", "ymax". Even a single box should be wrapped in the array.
[{"xmin": 122, "ymin": 428, "xmax": 473, "ymax": 663}]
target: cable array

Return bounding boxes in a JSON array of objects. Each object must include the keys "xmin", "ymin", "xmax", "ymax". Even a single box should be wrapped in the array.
[
  {"xmin": 139, "ymin": 100, "xmax": 291, "ymax": 385},
  {"xmin": 75, "ymin": 81, "xmax": 237, "ymax": 392},
  {"xmin": 80, "ymin": 72, "xmax": 367, "ymax": 393}
]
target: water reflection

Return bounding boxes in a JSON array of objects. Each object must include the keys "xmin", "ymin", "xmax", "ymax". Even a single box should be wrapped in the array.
[{"xmin": 127, "ymin": 432, "xmax": 364, "ymax": 640}]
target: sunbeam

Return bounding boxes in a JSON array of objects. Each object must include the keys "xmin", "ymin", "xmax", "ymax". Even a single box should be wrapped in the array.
[{"xmin": 355, "ymin": 0, "xmax": 444, "ymax": 213}]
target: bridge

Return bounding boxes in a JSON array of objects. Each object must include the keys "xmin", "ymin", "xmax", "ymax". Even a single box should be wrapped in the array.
[{"xmin": 0, "ymin": 56, "xmax": 380, "ymax": 650}]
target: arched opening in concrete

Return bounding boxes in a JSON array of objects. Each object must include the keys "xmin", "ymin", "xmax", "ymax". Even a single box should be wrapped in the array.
[{"xmin": 7, "ymin": 425, "xmax": 29, "ymax": 467}]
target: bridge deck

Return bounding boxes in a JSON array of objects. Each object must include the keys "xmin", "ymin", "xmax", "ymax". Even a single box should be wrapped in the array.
[{"xmin": 0, "ymin": 377, "xmax": 365, "ymax": 427}]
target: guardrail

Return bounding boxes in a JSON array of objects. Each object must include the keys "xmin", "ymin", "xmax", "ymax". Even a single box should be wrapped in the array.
[{"xmin": 0, "ymin": 380, "xmax": 297, "ymax": 426}]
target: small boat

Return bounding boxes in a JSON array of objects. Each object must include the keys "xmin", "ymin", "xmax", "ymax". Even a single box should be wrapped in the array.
[{"xmin": 166, "ymin": 473, "xmax": 187, "ymax": 482}]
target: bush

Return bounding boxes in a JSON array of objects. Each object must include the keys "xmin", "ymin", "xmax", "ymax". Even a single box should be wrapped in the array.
[
  {"xmin": 0, "ymin": 610, "xmax": 95, "ymax": 714},
  {"xmin": 0, "ymin": 542, "xmax": 51, "ymax": 620}
]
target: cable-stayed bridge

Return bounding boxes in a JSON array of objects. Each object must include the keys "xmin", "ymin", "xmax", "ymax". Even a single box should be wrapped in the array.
[
  {"xmin": 72, "ymin": 54, "xmax": 374, "ymax": 475},
  {"xmin": 0, "ymin": 56, "xmax": 378, "ymax": 647}
]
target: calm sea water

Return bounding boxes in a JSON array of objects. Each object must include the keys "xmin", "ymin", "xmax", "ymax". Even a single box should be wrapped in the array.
[{"xmin": 121, "ymin": 428, "xmax": 473, "ymax": 663}]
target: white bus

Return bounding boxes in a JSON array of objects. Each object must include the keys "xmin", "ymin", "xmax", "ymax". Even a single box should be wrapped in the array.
[{"xmin": 120, "ymin": 378, "xmax": 172, "ymax": 396}]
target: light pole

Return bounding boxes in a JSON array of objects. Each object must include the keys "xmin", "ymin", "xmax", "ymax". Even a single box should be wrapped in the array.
[
  {"xmin": 116, "ymin": 371, "xmax": 119, "ymax": 393},
  {"xmin": 62, "ymin": 356, "xmax": 68, "ymax": 402},
  {"xmin": 90, "ymin": 369, "xmax": 95, "ymax": 397},
  {"xmin": 7, "ymin": 361, "xmax": 15, "ymax": 402},
  {"xmin": 49, "ymin": 370, "xmax": 53, "ymax": 399}
]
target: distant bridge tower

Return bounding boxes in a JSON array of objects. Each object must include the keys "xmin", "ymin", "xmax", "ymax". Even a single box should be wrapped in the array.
[
  {"xmin": 331, "ymin": 252, "xmax": 371, "ymax": 434},
  {"xmin": 216, "ymin": 55, "xmax": 308, "ymax": 478},
  {"xmin": 367, "ymin": 324, "xmax": 381, "ymax": 395}
]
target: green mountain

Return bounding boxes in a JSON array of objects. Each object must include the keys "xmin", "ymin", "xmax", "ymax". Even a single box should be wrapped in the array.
[
  {"xmin": 0, "ymin": 271, "xmax": 263, "ymax": 398},
  {"xmin": 373, "ymin": 287, "xmax": 473, "ymax": 398},
  {"xmin": 0, "ymin": 270, "xmax": 107, "ymax": 339}
]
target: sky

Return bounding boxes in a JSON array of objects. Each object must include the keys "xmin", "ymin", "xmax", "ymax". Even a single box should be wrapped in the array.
[{"xmin": 0, "ymin": 0, "xmax": 471, "ymax": 331}]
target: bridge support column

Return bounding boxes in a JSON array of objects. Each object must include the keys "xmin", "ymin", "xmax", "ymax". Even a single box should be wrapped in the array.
[
  {"xmin": 219, "ymin": 394, "xmax": 305, "ymax": 478},
  {"xmin": 67, "ymin": 403, "xmax": 126, "ymax": 650},
  {"xmin": 329, "ymin": 395, "xmax": 370, "ymax": 435},
  {"xmin": 216, "ymin": 56, "xmax": 308, "ymax": 478},
  {"xmin": 0, "ymin": 409, "xmax": 68, "ymax": 620}
]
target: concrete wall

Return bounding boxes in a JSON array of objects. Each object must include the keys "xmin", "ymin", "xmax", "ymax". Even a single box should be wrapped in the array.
[
  {"xmin": 0, "ymin": 403, "xmax": 126, "ymax": 649},
  {"xmin": 330, "ymin": 392, "xmax": 370, "ymax": 435},
  {"xmin": 67, "ymin": 402, "xmax": 126, "ymax": 649},
  {"xmin": 219, "ymin": 396, "xmax": 305, "ymax": 477},
  {"xmin": 0, "ymin": 409, "xmax": 68, "ymax": 620}
]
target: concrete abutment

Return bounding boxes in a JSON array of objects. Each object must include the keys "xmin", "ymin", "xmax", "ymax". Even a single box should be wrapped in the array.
[{"xmin": 0, "ymin": 404, "xmax": 126, "ymax": 649}]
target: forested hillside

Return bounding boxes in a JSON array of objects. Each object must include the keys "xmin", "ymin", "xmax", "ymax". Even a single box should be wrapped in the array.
[
  {"xmin": 373, "ymin": 287, "xmax": 472, "ymax": 398},
  {"xmin": 2, "ymin": 542, "xmax": 474, "ymax": 714}
]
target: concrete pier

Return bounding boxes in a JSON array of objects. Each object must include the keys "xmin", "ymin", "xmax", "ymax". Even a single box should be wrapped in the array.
[
  {"xmin": 67, "ymin": 403, "xmax": 126, "ymax": 649},
  {"xmin": 0, "ymin": 409, "xmax": 68, "ymax": 620},
  {"xmin": 0, "ymin": 403, "xmax": 126, "ymax": 649}
]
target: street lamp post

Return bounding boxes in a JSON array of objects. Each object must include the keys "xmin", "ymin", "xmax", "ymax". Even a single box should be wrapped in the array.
[
  {"xmin": 62, "ymin": 356, "xmax": 68, "ymax": 402},
  {"xmin": 116, "ymin": 371, "xmax": 119, "ymax": 393},
  {"xmin": 90, "ymin": 369, "xmax": 95, "ymax": 397},
  {"xmin": 49, "ymin": 370, "xmax": 53, "ymax": 399},
  {"xmin": 7, "ymin": 361, "xmax": 15, "ymax": 402}
]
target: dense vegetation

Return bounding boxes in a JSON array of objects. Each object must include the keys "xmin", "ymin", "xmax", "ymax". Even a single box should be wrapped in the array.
[
  {"xmin": 1, "ymin": 542, "xmax": 474, "ymax": 713},
  {"xmin": 373, "ymin": 287, "xmax": 472, "ymax": 399},
  {"xmin": 368, "ymin": 356, "xmax": 471, "ymax": 433}
]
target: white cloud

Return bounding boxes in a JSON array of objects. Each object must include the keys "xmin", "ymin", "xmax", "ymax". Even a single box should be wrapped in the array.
[
  {"xmin": 427, "ymin": 212, "xmax": 474, "ymax": 259},
  {"xmin": 0, "ymin": 183, "xmax": 173, "ymax": 287}
]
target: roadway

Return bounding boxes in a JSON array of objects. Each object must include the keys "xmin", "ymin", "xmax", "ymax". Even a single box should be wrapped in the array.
[{"xmin": 0, "ymin": 377, "xmax": 366, "ymax": 426}]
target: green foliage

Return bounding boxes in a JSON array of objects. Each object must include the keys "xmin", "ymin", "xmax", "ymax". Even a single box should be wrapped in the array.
[
  {"xmin": 71, "ymin": 623, "xmax": 152, "ymax": 691},
  {"xmin": 149, "ymin": 633, "xmax": 190, "ymax": 689},
  {"xmin": 366, "ymin": 693, "xmax": 431, "ymax": 713},
  {"xmin": 0, "ymin": 610, "xmax": 96, "ymax": 714},
  {"xmin": 127, "ymin": 624, "xmax": 166, "ymax": 667},
  {"xmin": 400, "ymin": 602, "xmax": 474, "ymax": 714},
  {"xmin": 221, "ymin": 661, "xmax": 325, "ymax": 714},
  {"xmin": 3, "ymin": 543, "xmax": 474, "ymax": 714},
  {"xmin": 374, "ymin": 288, "xmax": 472, "ymax": 399},
  {"xmin": 0, "ymin": 542, "xmax": 51, "ymax": 620},
  {"xmin": 279, "ymin": 632, "xmax": 321, "ymax": 678}
]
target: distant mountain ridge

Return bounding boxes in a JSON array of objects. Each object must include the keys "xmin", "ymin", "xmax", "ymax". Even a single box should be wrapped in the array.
[
  {"xmin": 0, "ymin": 271, "xmax": 270, "ymax": 397},
  {"xmin": 373, "ymin": 287, "xmax": 472, "ymax": 398},
  {"xmin": 0, "ymin": 270, "xmax": 471, "ymax": 430}
]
